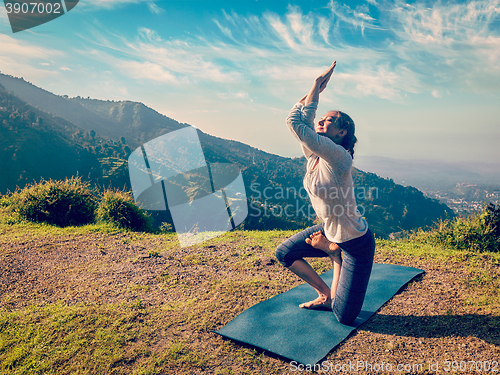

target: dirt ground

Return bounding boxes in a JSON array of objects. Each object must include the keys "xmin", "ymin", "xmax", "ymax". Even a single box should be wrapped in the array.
[{"xmin": 0, "ymin": 227, "xmax": 499, "ymax": 374}]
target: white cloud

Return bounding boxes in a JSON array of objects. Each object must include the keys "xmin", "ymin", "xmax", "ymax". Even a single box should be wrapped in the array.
[
  {"xmin": 78, "ymin": 0, "xmax": 143, "ymax": 10},
  {"xmin": 76, "ymin": 0, "xmax": 164, "ymax": 14},
  {"xmin": 0, "ymin": 4, "xmax": 10, "ymax": 28},
  {"xmin": 317, "ymin": 16, "xmax": 332, "ymax": 44},
  {"xmin": 0, "ymin": 34, "xmax": 64, "ymax": 80},
  {"xmin": 387, "ymin": 0, "xmax": 500, "ymax": 92},
  {"xmin": 286, "ymin": 7, "xmax": 315, "ymax": 48},
  {"xmin": 120, "ymin": 60, "xmax": 178, "ymax": 84},
  {"xmin": 217, "ymin": 92, "xmax": 250, "ymax": 100},
  {"xmin": 266, "ymin": 14, "xmax": 300, "ymax": 51},
  {"xmin": 75, "ymin": 31, "xmax": 243, "ymax": 87},
  {"xmin": 327, "ymin": 0, "xmax": 379, "ymax": 34},
  {"xmin": 138, "ymin": 27, "xmax": 162, "ymax": 42},
  {"xmin": 0, "ymin": 55, "xmax": 58, "ymax": 81},
  {"xmin": 213, "ymin": 20, "xmax": 234, "ymax": 41},
  {"xmin": 0, "ymin": 33, "xmax": 63, "ymax": 59},
  {"xmin": 147, "ymin": 2, "xmax": 164, "ymax": 15}
]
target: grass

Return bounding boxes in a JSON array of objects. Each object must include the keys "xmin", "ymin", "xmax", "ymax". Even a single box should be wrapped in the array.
[
  {"xmin": 374, "ymin": 237, "xmax": 500, "ymax": 312},
  {"xmin": 0, "ymin": 303, "xmax": 148, "ymax": 374},
  {"xmin": 1, "ymin": 208, "xmax": 499, "ymax": 374}
]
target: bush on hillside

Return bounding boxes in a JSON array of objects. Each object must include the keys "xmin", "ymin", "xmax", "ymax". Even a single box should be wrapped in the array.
[
  {"xmin": 0, "ymin": 191, "xmax": 18, "ymax": 208},
  {"xmin": 96, "ymin": 190, "xmax": 151, "ymax": 232},
  {"xmin": 0, "ymin": 193, "xmax": 8, "ymax": 207},
  {"xmin": 7, "ymin": 177, "xmax": 96, "ymax": 226},
  {"xmin": 411, "ymin": 203, "xmax": 500, "ymax": 253}
]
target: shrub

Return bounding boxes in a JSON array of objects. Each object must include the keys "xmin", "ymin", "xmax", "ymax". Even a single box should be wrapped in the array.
[
  {"xmin": 96, "ymin": 190, "xmax": 151, "ymax": 232},
  {"xmin": 8, "ymin": 177, "xmax": 97, "ymax": 226},
  {"xmin": 0, "ymin": 192, "xmax": 9, "ymax": 207},
  {"xmin": 411, "ymin": 203, "xmax": 500, "ymax": 253}
]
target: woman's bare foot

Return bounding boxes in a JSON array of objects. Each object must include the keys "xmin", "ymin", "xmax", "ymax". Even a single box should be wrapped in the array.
[
  {"xmin": 305, "ymin": 231, "xmax": 340, "ymax": 256},
  {"xmin": 299, "ymin": 294, "xmax": 332, "ymax": 310}
]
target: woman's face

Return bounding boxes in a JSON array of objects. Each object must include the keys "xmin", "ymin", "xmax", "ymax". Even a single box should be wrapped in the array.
[{"xmin": 316, "ymin": 111, "xmax": 347, "ymax": 144}]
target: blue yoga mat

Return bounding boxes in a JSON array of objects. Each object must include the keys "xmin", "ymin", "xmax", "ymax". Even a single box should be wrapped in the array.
[{"xmin": 214, "ymin": 263, "xmax": 424, "ymax": 365}]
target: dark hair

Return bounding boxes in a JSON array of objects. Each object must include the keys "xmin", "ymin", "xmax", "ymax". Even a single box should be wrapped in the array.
[{"xmin": 333, "ymin": 111, "xmax": 357, "ymax": 159}]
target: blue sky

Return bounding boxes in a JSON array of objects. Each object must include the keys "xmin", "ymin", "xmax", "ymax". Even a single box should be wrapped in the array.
[{"xmin": 1, "ymin": 0, "xmax": 499, "ymax": 168}]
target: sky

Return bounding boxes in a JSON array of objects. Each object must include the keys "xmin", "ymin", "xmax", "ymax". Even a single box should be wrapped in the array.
[{"xmin": 1, "ymin": 0, "xmax": 499, "ymax": 168}]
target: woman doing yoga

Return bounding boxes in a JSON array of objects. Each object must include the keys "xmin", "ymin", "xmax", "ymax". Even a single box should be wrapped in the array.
[{"xmin": 275, "ymin": 61, "xmax": 376, "ymax": 325}]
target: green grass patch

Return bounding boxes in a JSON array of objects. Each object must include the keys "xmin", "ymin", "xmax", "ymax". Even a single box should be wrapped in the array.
[{"xmin": 0, "ymin": 303, "xmax": 154, "ymax": 375}]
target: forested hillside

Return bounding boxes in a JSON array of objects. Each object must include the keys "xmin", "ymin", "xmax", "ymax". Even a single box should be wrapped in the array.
[{"xmin": 0, "ymin": 83, "xmax": 132, "ymax": 192}]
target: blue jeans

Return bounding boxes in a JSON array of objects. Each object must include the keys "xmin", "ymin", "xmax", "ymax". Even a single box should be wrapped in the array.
[{"xmin": 275, "ymin": 224, "xmax": 375, "ymax": 325}]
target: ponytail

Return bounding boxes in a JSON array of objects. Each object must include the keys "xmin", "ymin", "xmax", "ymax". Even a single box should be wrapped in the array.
[
  {"xmin": 342, "ymin": 133, "xmax": 357, "ymax": 159},
  {"xmin": 335, "ymin": 111, "xmax": 357, "ymax": 159}
]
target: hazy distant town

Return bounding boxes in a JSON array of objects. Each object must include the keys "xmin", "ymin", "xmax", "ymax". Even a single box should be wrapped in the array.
[
  {"xmin": 421, "ymin": 183, "xmax": 500, "ymax": 216},
  {"xmin": 353, "ymin": 156, "xmax": 500, "ymax": 217}
]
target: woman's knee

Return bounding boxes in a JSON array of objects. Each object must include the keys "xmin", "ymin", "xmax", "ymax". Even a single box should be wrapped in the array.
[{"xmin": 275, "ymin": 244, "xmax": 287, "ymax": 267}]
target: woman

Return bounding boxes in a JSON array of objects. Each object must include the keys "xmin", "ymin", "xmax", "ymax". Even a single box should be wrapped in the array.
[{"xmin": 275, "ymin": 61, "xmax": 375, "ymax": 325}]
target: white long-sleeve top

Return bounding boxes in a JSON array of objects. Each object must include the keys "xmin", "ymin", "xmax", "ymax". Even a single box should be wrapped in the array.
[{"xmin": 286, "ymin": 101, "xmax": 368, "ymax": 243}]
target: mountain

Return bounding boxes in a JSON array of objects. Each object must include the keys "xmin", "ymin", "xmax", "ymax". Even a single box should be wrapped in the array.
[
  {"xmin": 0, "ymin": 82, "xmax": 105, "ymax": 193},
  {"xmin": 0, "ymin": 73, "xmax": 185, "ymax": 148},
  {"xmin": 0, "ymin": 73, "xmax": 454, "ymax": 237}
]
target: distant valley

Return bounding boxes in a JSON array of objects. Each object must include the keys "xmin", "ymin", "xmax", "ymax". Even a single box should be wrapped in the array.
[{"xmin": 355, "ymin": 155, "xmax": 500, "ymax": 215}]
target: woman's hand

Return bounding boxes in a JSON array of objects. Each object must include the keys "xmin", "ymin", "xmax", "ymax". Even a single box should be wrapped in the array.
[
  {"xmin": 304, "ymin": 61, "xmax": 336, "ymax": 106},
  {"xmin": 317, "ymin": 61, "xmax": 336, "ymax": 94}
]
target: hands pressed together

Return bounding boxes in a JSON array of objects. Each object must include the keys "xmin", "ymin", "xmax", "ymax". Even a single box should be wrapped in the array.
[
  {"xmin": 302, "ymin": 60, "xmax": 336, "ymax": 106},
  {"xmin": 317, "ymin": 61, "xmax": 336, "ymax": 94}
]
